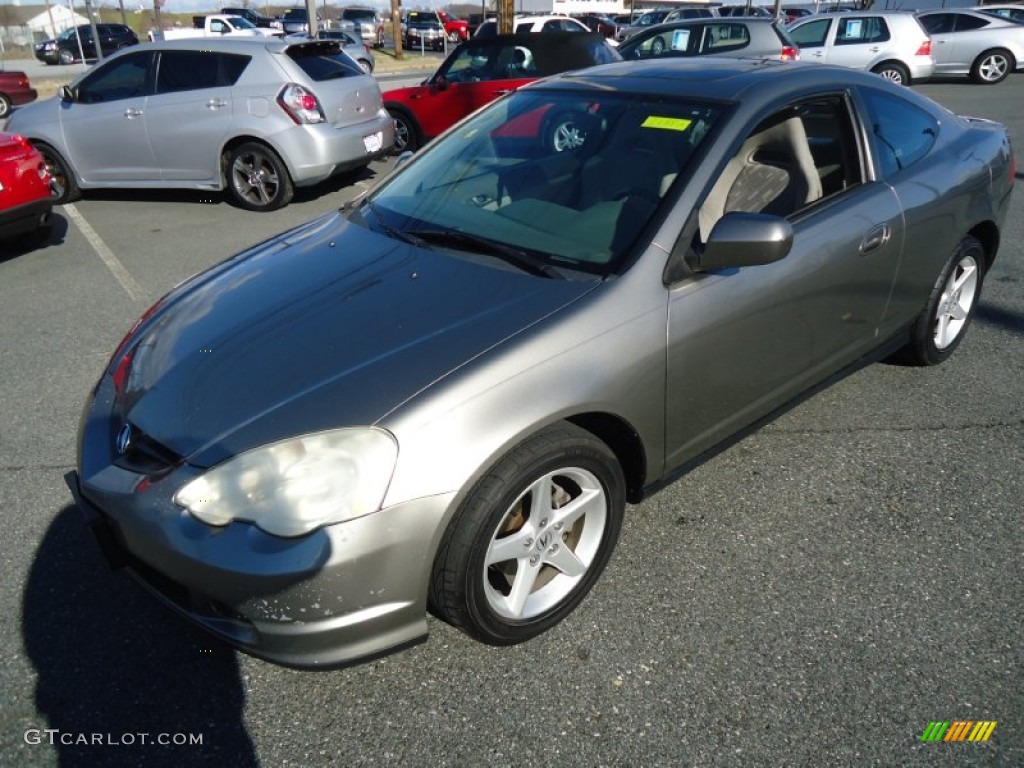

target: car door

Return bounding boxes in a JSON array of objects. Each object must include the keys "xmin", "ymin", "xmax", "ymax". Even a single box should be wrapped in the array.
[
  {"xmin": 145, "ymin": 50, "xmax": 245, "ymax": 182},
  {"xmin": 409, "ymin": 42, "xmax": 531, "ymax": 139},
  {"xmin": 824, "ymin": 16, "xmax": 892, "ymax": 70},
  {"xmin": 787, "ymin": 16, "xmax": 833, "ymax": 64},
  {"xmin": 62, "ymin": 50, "xmax": 159, "ymax": 183},
  {"xmin": 664, "ymin": 94, "xmax": 904, "ymax": 468},
  {"xmin": 920, "ymin": 12, "xmax": 991, "ymax": 73}
]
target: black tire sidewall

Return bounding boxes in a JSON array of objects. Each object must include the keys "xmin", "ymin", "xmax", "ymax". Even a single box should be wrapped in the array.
[
  {"xmin": 439, "ymin": 426, "xmax": 625, "ymax": 645},
  {"xmin": 227, "ymin": 143, "xmax": 293, "ymax": 212}
]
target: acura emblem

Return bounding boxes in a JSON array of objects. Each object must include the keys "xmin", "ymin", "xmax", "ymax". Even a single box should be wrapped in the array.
[{"xmin": 115, "ymin": 424, "xmax": 133, "ymax": 455}]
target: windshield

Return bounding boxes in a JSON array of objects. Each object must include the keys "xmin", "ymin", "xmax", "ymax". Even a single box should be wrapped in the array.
[
  {"xmin": 225, "ymin": 16, "xmax": 256, "ymax": 29},
  {"xmin": 359, "ymin": 89, "xmax": 721, "ymax": 277}
]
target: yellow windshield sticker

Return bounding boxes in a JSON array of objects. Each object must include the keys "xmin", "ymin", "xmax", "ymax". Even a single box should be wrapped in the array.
[{"xmin": 641, "ymin": 116, "xmax": 692, "ymax": 132}]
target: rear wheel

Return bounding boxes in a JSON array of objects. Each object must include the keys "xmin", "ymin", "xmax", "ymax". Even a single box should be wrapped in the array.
[
  {"xmin": 970, "ymin": 49, "xmax": 1013, "ymax": 84},
  {"xmin": 430, "ymin": 423, "xmax": 625, "ymax": 645},
  {"xmin": 226, "ymin": 142, "xmax": 293, "ymax": 212},
  {"xmin": 899, "ymin": 235, "xmax": 984, "ymax": 366},
  {"xmin": 35, "ymin": 143, "xmax": 80, "ymax": 204},
  {"xmin": 872, "ymin": 61, "xmax": 910, "ymax": 85},
  {"xmin": 57, "ymin": 48, "xmax": 74, "ymax": 65},
  {"xmin": 650, "ymin": 35, "xmax": 666, "ymax": 55},
  {"xmin": 0, "ymin": 94, "xmax": 11, "ymax": 119}
]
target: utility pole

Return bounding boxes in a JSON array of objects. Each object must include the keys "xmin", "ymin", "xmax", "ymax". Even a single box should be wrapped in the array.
[
  {"xmin": 391, "ymin": 0, "xmax": 403, "ymax": 59},
  {"xmin": 498, "ymin": 0, "xmax": 512, "ymax": 34}
]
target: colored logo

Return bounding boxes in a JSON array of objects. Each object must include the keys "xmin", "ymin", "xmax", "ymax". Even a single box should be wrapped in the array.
[{"xmin": 920, "ymin": 721, "xmax": 997, "ymax": 742}]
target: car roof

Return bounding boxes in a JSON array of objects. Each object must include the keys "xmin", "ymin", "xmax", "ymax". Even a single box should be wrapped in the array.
[{"xmin": 529, "ymin": 57, "xmax": 903, "ymax": 104}]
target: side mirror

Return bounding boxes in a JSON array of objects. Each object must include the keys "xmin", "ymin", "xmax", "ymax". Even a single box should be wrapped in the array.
[
  {"xmin": 435, "ymin": 75, "xmax": 448, "ymax": 91},
  {"xmin": 60, "ymin": 85, "xmax": 75, "ymax": 102},
  {"xmin": 690, "ymin": 212, "xmax": 793, "ymax": 271}
]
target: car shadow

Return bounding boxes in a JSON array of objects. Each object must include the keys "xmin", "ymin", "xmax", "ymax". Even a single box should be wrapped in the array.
[
  {"xmin": 22, "ymin": 505, "xmax": 259, "ymax": 767},
  {"xmin": 0, "ymin": 212, "xmax": 69, "ymax": 262},
  {"xmin": 73, "ymin": 164, "xmax": 383, "ymax": 210}
]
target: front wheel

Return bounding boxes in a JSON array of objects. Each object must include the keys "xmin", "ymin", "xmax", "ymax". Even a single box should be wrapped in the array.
[
  {"xmin": 970, "ymin": 49, "xmax": 1013, "ymax": 85},
  {"xmin": 57, "ymin": 48, "xmax": 74, "ymax": 65},
  {"xmin": 388, "ymin": 107, "xmax": 420, "ymax": 153},
  {"xmin": 226, "ymin": 142, "xmax": 293, "ymax": 212},
  {"xmin": 430, "ymin": 423, "xmax": 625, "ymax": 645},
  {"xmin": 0, "ymin": 94, "xmax": 10, "ymax": 119},
  {"xmin": 872, "ymin": 61, "xmax": 910, "ymax": 86},
  {"xmin": 899, "ymin": 235, "xmax": 985, "ymax": 366}
]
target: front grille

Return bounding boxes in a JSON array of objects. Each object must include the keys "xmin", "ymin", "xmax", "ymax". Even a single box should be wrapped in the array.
[{"xmin": 113, "ymin": 423, "xmax": 184, "ymax": 476}]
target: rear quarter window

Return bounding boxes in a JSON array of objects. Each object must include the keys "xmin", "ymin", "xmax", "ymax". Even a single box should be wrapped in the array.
[
  {"xmin": 860, "ymin": 88, "xmax": 939, "ymax": 177},
  {"xmin": 287, "ymin": 43, "xmax": 364, "ymax": 79}
]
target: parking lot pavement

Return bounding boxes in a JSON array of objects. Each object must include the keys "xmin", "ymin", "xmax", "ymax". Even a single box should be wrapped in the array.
[{"xmin": 1, "ymin": 79, "xmax": 1022, "ymax": 767}]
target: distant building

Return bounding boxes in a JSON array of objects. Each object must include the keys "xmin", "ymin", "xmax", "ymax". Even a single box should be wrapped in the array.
[{"xmin": 0, "ymin": 3, "xmax": 90, "ymax": 46}]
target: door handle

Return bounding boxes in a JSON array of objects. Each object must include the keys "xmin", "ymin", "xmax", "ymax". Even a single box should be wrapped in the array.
[
  {"xmin": 206, "ymin": 99, "xmax": 228, "ymax": 109},
  {"xmin": 123, "ymin": 108, "xmax": 143, "ymax": 119},
  {"xmin": 494, "ymin": 89, "xmax": 514, "ymax": 95},
  {"xmin": 860, "ymin": 223, "xmax": 891, "ymax": 255}
]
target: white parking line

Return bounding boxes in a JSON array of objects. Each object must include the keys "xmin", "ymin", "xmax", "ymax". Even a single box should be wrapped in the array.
[{"xmin": 64, "ymin": 203, "xmax": 145, "ymax": 302}]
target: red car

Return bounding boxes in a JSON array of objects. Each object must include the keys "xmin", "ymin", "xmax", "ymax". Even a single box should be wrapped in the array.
[
  {"xmin": 437, "ymin": 10, "xmax": 469, "ymax": 42},
  {"xmin": 0, "ymin": 70, "xmax": 38, "ymax": 119},
  {"xmin": 0, "ymin": 133, "xmax": 52, "ymax": 248},
  {"xmin": 384, "ymin": 32, "xmax": 619, "ymax": 152}
]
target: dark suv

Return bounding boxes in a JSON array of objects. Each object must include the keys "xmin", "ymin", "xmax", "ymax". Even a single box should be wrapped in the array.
[{"xmin": 34, "ymin": 23, "xmax": 138, "ymax": 65}]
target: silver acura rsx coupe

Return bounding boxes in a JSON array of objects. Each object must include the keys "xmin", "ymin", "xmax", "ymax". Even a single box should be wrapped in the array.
[{"xmin": 68, "ymin": 59, "xmax": 1015, "ymax": 668}]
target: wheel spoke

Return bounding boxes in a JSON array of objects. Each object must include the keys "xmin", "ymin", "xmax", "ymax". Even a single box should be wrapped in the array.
[
  {"xmin": 486, "ymin": 526, "xmax": 533, "ymax": 566},
  {"xmin": 951, "ymin": 262, "xmax": 976, "ymax": 294},
  {"xmin": 544, "ymin": 543, "xmax": 586, "ymax": 578},
  {"xmin": 503, "ymin": 561, "xmax": 541, "ymax": 617},
  {"xmin": 550, "ymin": 486, "xmax": 603, "ymax": 530}
]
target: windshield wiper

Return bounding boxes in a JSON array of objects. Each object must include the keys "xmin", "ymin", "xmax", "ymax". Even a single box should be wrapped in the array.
[
  {"xmin": 406, "ymin": 228, "xmax": 565, "ymax": 279},
  {"xmin": 360, "ymin": 199, "xmax": 430, "ymax": 247}
]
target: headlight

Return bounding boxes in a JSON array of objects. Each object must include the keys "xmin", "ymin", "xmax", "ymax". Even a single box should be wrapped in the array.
[{"xmin": 174, "ymin": 428, "xmax": 397, "ymax": 537}]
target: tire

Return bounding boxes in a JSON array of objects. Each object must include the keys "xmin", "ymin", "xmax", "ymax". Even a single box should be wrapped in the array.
[
  {"xmin": 357, "ymin": 58, "xmax": 373, "ymax": 74},
  {"xmin": 448, "ymin": 30, "xmax": 459, "ymax": 43},
  {"xmin": 899, "ymin": 235, "xmax": 985, "ymax": 366},
  {"xmin": 388, "ymin": 107, "xmax": 420, "ymax": 153},
  {"xmin": 546, "ymin": 111, "xmax": 597, "ymax": 153},
  {"xmin": 0, "ymin": 94, "xmax": 10, "ymax": 119},
  {"xmin": 36, "ymin": 143, "xmax": 81, "ymax": 204},
  {"xmin": 57, "ymin": 48, "xmax": 74, "ymax": 65},
  {"xmin": 872, "ymin": 61, "xmax": 910, "ymax": 86},
  {"xmin": 430, "ymin": 423, "xmax": 625, "ymax": 645},
  {"xmin": 226, "ymin": 142, "xmax": 293, "ymax": 212},
  {"xmin": 375, "ymin": 29, "xmax": 384, "ymax": 49},
  {"xmin": 970, "ymin": 49, "xmax": 1013, "ymax": 85},
  {"xmin": 650, "ymin": 35, "xmax": 665, "ymax": 56}
]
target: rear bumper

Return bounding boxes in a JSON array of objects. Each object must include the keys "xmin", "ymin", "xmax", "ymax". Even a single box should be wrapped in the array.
[
  {"xmin": 0, "ymin": 196, "xmax": 51, "ymax": 240},
  {"xmin": 276, "ymin": 108, "xmax": 395, "ymax": 187}
]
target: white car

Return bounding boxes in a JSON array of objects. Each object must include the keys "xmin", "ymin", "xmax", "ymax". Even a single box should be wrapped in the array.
[
  {"xmin": 474, "ymin": 15, "xmax": 589, "ymax": 37},
  {"xmin": 975, "ymin": 5, "xmax": 1024, "ymax": 24}
]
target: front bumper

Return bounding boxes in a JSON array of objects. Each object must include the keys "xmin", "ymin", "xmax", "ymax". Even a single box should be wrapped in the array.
[
  {"xmin": 68, "ymin": 468, "xmax": 455, "ymax": 669},
  {"xmin": 0, "ymin": 196, "xmax": 51, "ymax": 240}
]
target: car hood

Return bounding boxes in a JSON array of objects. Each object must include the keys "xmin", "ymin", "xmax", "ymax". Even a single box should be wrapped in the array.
[{"xmin": 110, "ymin": 211, "xmax": 598, "ymax": 468}]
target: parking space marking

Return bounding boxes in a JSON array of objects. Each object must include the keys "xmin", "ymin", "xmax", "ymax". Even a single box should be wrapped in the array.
[{"xmin": 65, "ymin": 204, "xmax": 145, "ymax": 302}]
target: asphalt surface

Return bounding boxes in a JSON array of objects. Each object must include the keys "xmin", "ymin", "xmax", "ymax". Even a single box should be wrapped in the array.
[{"xmin": 0, "ymin": 76, "xmax": 1021, "ymax": 767}]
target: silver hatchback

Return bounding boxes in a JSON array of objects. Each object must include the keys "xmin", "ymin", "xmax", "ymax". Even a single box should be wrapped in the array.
[
  {"xmin": 787, "ymin": 11, "xmax": 935, "ymax": 85},
  {"xmin": 6, "ymin": 37, "xmax": 393, "ymax": 211}
]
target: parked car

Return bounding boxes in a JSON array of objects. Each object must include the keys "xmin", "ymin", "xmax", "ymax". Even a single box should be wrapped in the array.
[
  {"xmin": 716, "ymin": 5, "xmax": 775, "ymax": 17},
  {"xmin": 404, "ymin": 11, "xmax": 446, "ymax": 51},
  {"xmin": 68, "ymin": 58, "xmax": 1015, "ymax": 669},
  {"xmin": 616, "ymin": 8, "xmax": 675, "ymax": 41},
  {"xmin": 917, "ymin": 9, "xmax": 1024, "ymax": 84},
  {"xmin": 787, "ymin": 11, "xmax": 934, "ymax": 84},
  {"xmin": 975, "ymin": 5, "xmax": 1024, "ymax": 24},
  {"xmin": 384, "ymin": 32, "xmax": 619, "ymax": 152},
  {"xmin": 33, "ymin": 23, "xmax": 138, "ymax": 65},
  {"xmin": 437, "ymin": 11, "xmax": 470, "ymax": 42},
  {"xmin": 664, "ymin": 7, "xmax": 716, "ymax": 23},
  {"xmin": 574, "ymin": 14, "xmax": 619, "ymax": 38},
  {"xmin": 6, "ymin": 38, "xmax": 393, "ymax": 212},
  {"xmin": 221, "ymin": 7, "xmax": 283, "ymax": 29},
  {"xmin": 475, "ymin": 15, "xmax": 590, "ymax": 38},
  {"xmin": 309, "ymin": 29, "xmax": 375, "ymax": 73},
  {"xmin": 279, "ymin": 8, "xmax": 319, "ymax": 35},
  {"xmin": 0, "ymin": 70, "xmax": 37, "ymax": 119},
  {"xmin": 0, "ymin": 132, "xmax": 51, "ymax": 248},
  {"xmin": 149, "ymin": 14, "xmax": 279, "ymax": 42},
  {"xmin": 618, "ymin": 18, "xmax": 800, "ymax": 62},
  {"xmin": 782, "ymin": 7, "xmax": 814, "ymax": 23},
  {"xmin": 341, "ymin": 6, "xmax": 386, "ymax": 48}
]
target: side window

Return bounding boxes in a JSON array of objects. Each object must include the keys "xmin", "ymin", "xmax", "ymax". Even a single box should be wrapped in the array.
[
  {"xmin": 156, "ymin": 51, "xmax": 223, "ymax": 93},
  {"xmin": 697, "ymin": 95, "xmax": 863, "ymax": 242},
  {"xmin": 954, "ymin": 14, "xmax": 989, "ymax": 31},
  {"xmin": 788, "ymin": 18, "xmax": 830, "ymax": 48},
  {"xmin": 860, "ymin": 88, "xmax": 938, "ymax": 177},
  {"xmin": 836, "ymin": 17, "xmax": 889, "ymax": 45},
  {"xmin": 700, "ymin": 23, "xmax": 750, "ymax": 53},
  {"xmin": 919, "ymin": 14, "xmax": 955, "ymax": 35},
  {"xmin": 77, "ymin": 52, "xmax": 153, "ymax": 103}
]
